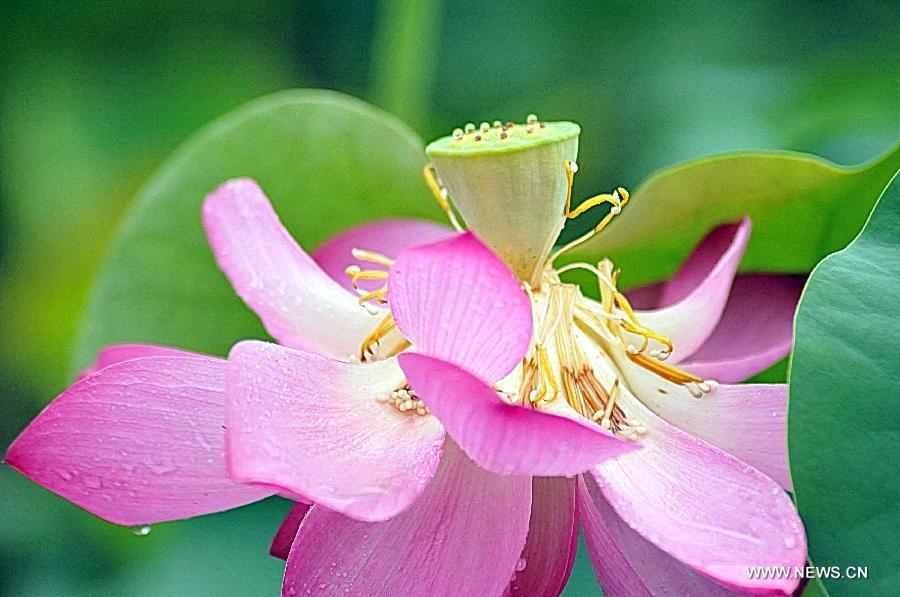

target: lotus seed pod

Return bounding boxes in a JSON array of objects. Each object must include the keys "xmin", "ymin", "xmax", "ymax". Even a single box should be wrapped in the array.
[{"xmin": 426, "ymin": 120, "xmax": 580, "ymax": 286}]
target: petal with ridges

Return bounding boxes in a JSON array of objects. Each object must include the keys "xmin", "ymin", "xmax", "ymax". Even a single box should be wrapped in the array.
[
  {"xmin": 282, "ymin": 440, "xmax": 531, "ymax": 597},
  {"xmin": 590, "ymin": 384, "xmax": 804, "ymax": 595},
  {"xmin": 269, "ymin": 502, "xmax": 311, "ymax": 560},
  {"xmin": 202, "ymin": 178, "xmax": 380, "ymax": 359},
  {"xmin": 508, "ymin": 477, "xmax": 578, "ymax": 597},
  {"xmin": 313, "ymin": 219, "xmax": 453, "ymax": 293},
  {"xmin": 399, "ymin": 353, "xmax": 635, "ymax": 476},
  {"xmin": 226, "ymin": 341, "xmax": 444, "ymax": 522},
  {"xmin": 4, "ymin": 356, "xmax": 271, "ymax": 526},
  {"xmin": 389, "ymin": 232, "xmax": 532, "ymax": 382},
  {"xmin": 578, "ymin": 477, "xmax": 744, "ymax": 596},
  {"xmin": 635, "ymin": 218, "xmax": 750, "ymax": 360}
]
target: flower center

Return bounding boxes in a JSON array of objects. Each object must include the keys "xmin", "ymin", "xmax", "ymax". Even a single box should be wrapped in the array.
[{"xmin": 345, "ymin": 145, "xmax": 717, "ymax": 432}]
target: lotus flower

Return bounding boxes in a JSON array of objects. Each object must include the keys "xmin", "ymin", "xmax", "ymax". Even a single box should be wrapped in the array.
[{"xmin": 5, "ymin": 116, "xmax": 808, "ymax": 596}]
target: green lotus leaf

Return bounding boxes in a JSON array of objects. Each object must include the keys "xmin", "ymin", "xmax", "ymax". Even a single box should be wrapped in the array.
[
  {"xmin": 73, "ymin": 89, "xmax": 437, "ymax": 369},
  {"xmin": 789, "ymin": 171, "xmax": 900, "ymax": 596}
]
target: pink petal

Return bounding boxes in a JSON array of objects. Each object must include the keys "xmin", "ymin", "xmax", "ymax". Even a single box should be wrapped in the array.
[
  {"xmin": 78, "ymin": 343, "xmax": 208, "ymax": 379},
  {"xmin": 282, "ymin": 440, "xmax": 532, "ymax": 596},
  {"xmin": 389, "ymin": 231, "xmax": 532, "ymax": 383},
  {"xmin": 642, "ymin": 383, "xmax": 792, "ymax": 489},
  {"xmin": 226, "ymin": 341, "xmax": 444, "ymax": 522},
  {"xmin": 399, "ymin": 353, "xmax": 635, "ymax": 476},
  {"xmin": 313, "ymin": 219, "xmax": 453, "ymax": 293},
  {"xmin": 4, "ymin": 356, "xmax": 271, "ymax": 526},
  {"xmin": 674, "ymin": 275, "xmax": 805, "ymax": 382},
  {"xmin": 508, "ymin": 477, "xmax": 578, "ymax": 597},
  {"xmin": 202, "ymin": 178, "xmax": 380, "ymax": 359},
  {"xmin": 578, "ymin": 477, "xmax": 744, "ymax": 596},
  {"xmin": 270, "ymin": 502, "xmax": 311, "ymax": 560},
  {"xmin": 590, "ymin": 391, "xmax": 805, "ymax": 595},
  {"xmin": 635, "ymin": 218, "xmax": 751, "ymax": 360}
]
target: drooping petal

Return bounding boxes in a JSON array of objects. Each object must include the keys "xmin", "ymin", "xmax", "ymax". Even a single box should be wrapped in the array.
[
  {"xmin": 78, "ymin": 343, "xmax": 207, "ymax": 379},
  {"xmin": 578, "ymin": 477, "xmax": 744, "ymax": 596},
  {"xmin": 4, "ymin": 356, "xmax": 271, "ymax": 526},
  {"xmin": 282, "ymin": 440, "xmax": 532, "ymax": 597},
  {"xmin": 674, "ymin": 274, "xmax": 805, "ymax": 381},
  {"xmin": 389, "ymin": 232, "xmax": 532, "ymax": 383},
  {"xmin": 399, "ymin": 353, "xmax": 634, "ymax": 476},
  {"xmin": 634, "ymin": 218, "xmax": 751, "ymax": 359},
  {"xmin": 508, "ymin": 477, "xmax": 578, "ymax": 597},
  {"xmin": 270, "ymin": 502, "xmax": 311, "ymax": 560},
  {"xmin": 589, "ymin": 386, "xmax": 805, "ymax": 595},
  {"xmin": 226, "ymin": 341, "xmax": 444, "ymax": 522},
  {"xmin": 202, "ymin": 178, "xmax": 380, "ymax": 359},
  {"xmin": 313, "ymin": 219, "xmax": 453, "ymax": 293}
]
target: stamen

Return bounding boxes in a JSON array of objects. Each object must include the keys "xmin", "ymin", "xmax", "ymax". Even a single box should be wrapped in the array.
[
  {"xmin": 359, "ymin": 313, "xmax": 411, "ymax": 362},
  {"xmin": 547, "ymin": 162, "xmax": 630, "ymax": 266},
  {"xmin": 344, "ymin": 266, "xmax": 389, "ymax": 289},
  {"xmin": 350, "ymin": 248, "xmax": 394, "ymax": 266},
  {"xmin": 423, "ymin": 163, "xmax": 464, "ymax": 232},
  {"xmin": 378, "ymin": 382, "xmax": 430, "ymax": 416},
  {"xmin": 626, "ymin": 351, "xmax": 703, "ymax": 385}
]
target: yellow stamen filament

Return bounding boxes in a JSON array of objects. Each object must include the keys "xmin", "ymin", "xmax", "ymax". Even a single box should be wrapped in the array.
[
  {"xmin": 536, "ymin": 345, "xmax": 559, "ymax": 402},
  {"xmin": 626, "ymin": 351, "xmax": 702, "ymax": 385},
  {"xmin": 563, "ymin": 159, "xmax": 577, "ymax": 215},
  {"xmin": 547, "ymin": 160, "xmax": 630, "ymax": 266},
  {"xmin": 359, "ymin": 313, "xmax": 410, "ymax": 362},
  {"xmin": 344, "ymin": 266, "xmax": 389, "ymax": 289},
  {"xmin": 356, "ymin": 287, "xmax": 388, "ymax": 306},
  {"xmin": 423, "ymin": 163, "xmax": 464, "ymax": 232},
  {"xmin": 350, "ymin": 248, "xmax": 394, "ymax": 266}
]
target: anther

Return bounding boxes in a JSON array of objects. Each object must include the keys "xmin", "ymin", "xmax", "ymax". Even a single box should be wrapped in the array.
[{"xmin": 474, "ymin": 135, "xmax": 482, "ymax": 141}]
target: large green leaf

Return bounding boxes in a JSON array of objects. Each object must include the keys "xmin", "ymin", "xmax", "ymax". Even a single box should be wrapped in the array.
[
  {"xmin": 789, "ymin": 172, "xmax": 900, "ymax": 596},
  {"xmin": 569, "ymin": 144, "xmax": 900, "ymax": 288},
  {"xmin": 73, "ymin": 89, "xmax": 438, "ymax": 370}
]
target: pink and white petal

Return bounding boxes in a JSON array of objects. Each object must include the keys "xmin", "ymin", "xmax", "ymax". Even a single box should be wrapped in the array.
[
  {"xmin": 4, "ymin": 356, "xmax": 271, "ymax": 526},
  {"xmin": 508, "ymin": 477, "xmax": 578, "ymax": 597},
  {"xmin": 612, "ymin": 341, "xmax": 792, "ymax": 489},
  {"xmin": 590, "ymin": 388, "xmax": 805, "ymax": 595},
  {"xmin": 227, "ymin": 341, "xmax": 444, "ymax": 522},
  {"xmin": 283, "ymin": 440, "xmax": 532, "ymax": 597},
  {"xmin": 313, "ymin": 219, "xmax": 454, "ymax": 293},
  {"xmin": 270, "ymin": 502, "xmax": 311, "ymax": 560},
  {"xmin": 648, "ymin": 383, "xmax": 792, "ymax": 489},
  {"xmin": 389, "ymin": 232, "xmax": 532, "ymax": 383},
  {"xmin": 674, "ymin": 274, "xmax": 805, "ymax": 381},
  {"xmin": 634, "ymin": 218, "xmax": 751, "ymax": 360},
  {"xmin": 202, "ymin": 178, "xmax": 380, "ymax": 359},
  {"xmin": 399, "ymin": 353, "xmax": 635, "ymax": 477},
  {"xmin": 578, "ymin": 477, "xmax": 744, "ymax": 596},
  {"xmin": 78, "ymin": 343, "xmax": 209, "ymax": 379}
]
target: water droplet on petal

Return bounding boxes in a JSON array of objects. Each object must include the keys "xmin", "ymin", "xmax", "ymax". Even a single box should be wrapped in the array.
[
  {"xmin": 132, "ymin": 525, "xmax": 152, "ymax": 536},
  {"xmin": 784, "ymin": 536, "xmax": 796, "ymax": 549},
  {"xmin": 516, "ymin": 557, "xmax": 527, "ymax": 571}
]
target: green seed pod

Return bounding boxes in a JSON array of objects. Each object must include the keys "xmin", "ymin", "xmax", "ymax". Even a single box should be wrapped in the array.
[{"xmin": 426, "ymin": 119, "xmax": 580, "ymax": 286}]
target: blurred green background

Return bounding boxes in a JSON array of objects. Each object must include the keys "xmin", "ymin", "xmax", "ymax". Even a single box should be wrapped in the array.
[{"xmin": 1, "ymin": 1, "xmax": 897, "ymax": 594}]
